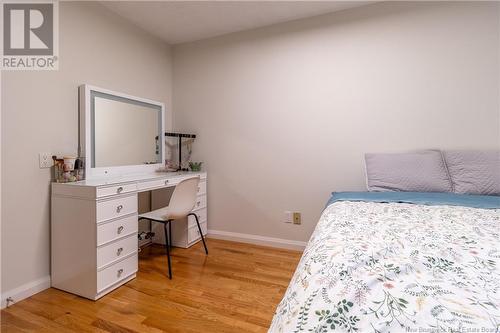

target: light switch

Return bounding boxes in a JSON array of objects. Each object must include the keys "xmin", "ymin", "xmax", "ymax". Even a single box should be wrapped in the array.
[{"xmin": 39, "ymin": 153, "xmax": 52, "ymax": 168}]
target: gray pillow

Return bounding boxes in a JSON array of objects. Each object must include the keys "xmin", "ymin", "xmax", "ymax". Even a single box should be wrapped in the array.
[
  {"xmin": 443, "ymin": 150, "xmax": 500, "ymax": 195},
  {"xmin": 365, "ymin": 151, "xmax": 453, "ymax": 192}
]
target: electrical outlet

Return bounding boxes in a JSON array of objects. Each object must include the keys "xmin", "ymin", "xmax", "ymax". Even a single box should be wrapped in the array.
[
  {"xmin": 293, "ymin": 212, "xmax": 301, "ymax": 225},
  {"xmin": 284, "ymin": 211, "xmax": 293, "ymax": 223},
  {"xmin": 39, "ymin": 153, "xmax": 52, "ymax": 168}
]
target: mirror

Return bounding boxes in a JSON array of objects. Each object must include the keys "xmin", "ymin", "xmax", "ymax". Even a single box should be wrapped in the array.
[
  {"xmin": 80, "ymin": 85, "xmax": 165, "ymax": 178},
  {"xmin": 92, "ymin": 92, "xmax": 161, "ymax": 167}
]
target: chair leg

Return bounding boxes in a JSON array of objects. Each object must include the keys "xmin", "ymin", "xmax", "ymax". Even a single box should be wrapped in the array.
[
  {"xmin": 189, "ymin": 213, "xmax": 208, "ymax": 255},
  {"xmin": 163, "ymin": 222, "xmax": 172, "ymax": 279},
  {"xmin": 169, "ymin": 221, "xmax": 172, "ymax": 249}
]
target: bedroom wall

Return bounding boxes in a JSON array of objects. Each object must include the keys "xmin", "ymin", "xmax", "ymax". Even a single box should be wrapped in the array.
[
  {"xmin": 172, "ymin": 2, "xmax": 500, "ymax": 245},
  {"xmin": 1, "ymin": 2, "xmax": 172, "ymax": 300}
]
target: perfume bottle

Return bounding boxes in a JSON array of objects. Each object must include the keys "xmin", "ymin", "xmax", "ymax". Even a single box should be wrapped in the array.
[{"xmin": 75, "ymin": 157, "xmax": 85, "ymax": 181}]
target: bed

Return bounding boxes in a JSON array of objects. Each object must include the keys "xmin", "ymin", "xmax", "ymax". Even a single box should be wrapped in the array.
[{"xmin": 269, "ymin": 192, "xmax": 500, "ymax": 333}]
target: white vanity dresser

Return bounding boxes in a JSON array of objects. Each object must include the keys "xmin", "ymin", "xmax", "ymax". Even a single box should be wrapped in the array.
[
  {"xmin": 51, "ymin": 172, "xmax": 207, "ymax": 300},
  {"xmin": 51, "ymin": 85, "xmax": 207, "ymax": 300}
]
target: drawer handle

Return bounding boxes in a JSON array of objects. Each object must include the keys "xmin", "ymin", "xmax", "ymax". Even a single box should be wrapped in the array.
[
  {"xmin": 117, "ymin": 186, "xmax": 123, "ymax": 194},
  {"xmin": 117, "ymin": 247, "xmax": 123, "ymax": 256},
  {"xmin": 116, "ymin": 205, "xmax": 123, "ymax": 213},
  {"xmin": 165, "ymin": 180, "xmax": 169, "ymax": 185},
  {"xmin": 196, "ymin": 201, "xmax": 201, "ymax": 207},
  {"xmin": 117, "ymin": 226, "xmax": 124, "ymax": 234},
  {"xmin": 117, "ymin": 269, "xmax": 124, "ymax": 277}
]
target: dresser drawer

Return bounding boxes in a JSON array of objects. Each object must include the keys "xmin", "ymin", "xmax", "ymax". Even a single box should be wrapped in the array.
[
  {"xmin": 193, "ymin": 194, "xmax": 207, "ymax": 210},
  {"xmin": 197, "ymin": 181, "xmax": 207, "ymax": 196},
  {"xmin": 97, "ymin": 183, "xmax": 137, "ymax": 198},
  {"xmin": 97, "ymin": 214, "xmax": 138, "ymax": 246},
  {"xmin": 188, "ymin": 208, "xmax": 207, "ymax": 228},
  {"xmin": 97, "ymin": 195, "xmax": 137, "ymax": 223},
  {"xmin": 97, "ymin": 234, "xmax": 138, "ymax": 269},
  {"xmin": 97, "ymin": 254, "xmax": 137, "ymax": 293},
  {"xmin": 137, "ymin": 178, "xmax": 170, "ymax": 191},
  {"xmin": 187, "ymin": 221, "xmax": 207, "ymax": 244}
]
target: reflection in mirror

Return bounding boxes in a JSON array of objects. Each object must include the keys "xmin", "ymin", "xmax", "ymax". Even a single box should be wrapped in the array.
[{"xmin": 92, "ymin": 92, "xmax": 161, "ymax": 168}]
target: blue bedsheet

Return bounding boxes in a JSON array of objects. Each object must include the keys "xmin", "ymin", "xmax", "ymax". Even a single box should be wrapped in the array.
[{"xmin": 326, "ymin": 191, "xmax": 500, "ymax": 209}]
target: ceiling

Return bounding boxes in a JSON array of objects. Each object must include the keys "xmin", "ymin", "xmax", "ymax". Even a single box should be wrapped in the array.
[{"xmin": 100, "ymin": 1, "xmax": 373, "ymax": 45}]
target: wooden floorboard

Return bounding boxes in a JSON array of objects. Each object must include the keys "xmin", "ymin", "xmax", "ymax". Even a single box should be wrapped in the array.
[{"xmin": 1, "ymin": 239, "xmax": 302, "ymax": 333}]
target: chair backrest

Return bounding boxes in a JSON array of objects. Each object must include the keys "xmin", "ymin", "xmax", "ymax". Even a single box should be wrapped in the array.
[{"xmin": 168, "ymin": 176, "xmax": 200, "ymax": 219}]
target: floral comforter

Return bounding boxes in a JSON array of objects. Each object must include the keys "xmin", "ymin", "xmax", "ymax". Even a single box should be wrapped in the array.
[{"xmin": 270, "ymin": 201, "xmax": 500, "ymax": 333}]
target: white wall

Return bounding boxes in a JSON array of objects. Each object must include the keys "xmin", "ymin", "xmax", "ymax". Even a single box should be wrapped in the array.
[
  {"xmin": 173, "ymin": 2, "xmax": 500, "ymax": 243},
  {"xmin": 1, "ymin": 2, "xmax": 172, "ymax": 297}
]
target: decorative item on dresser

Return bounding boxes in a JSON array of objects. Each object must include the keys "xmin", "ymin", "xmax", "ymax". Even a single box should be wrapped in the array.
[
  {"xmin": 188, "ymin": 161, "xmax": 203, "ymax": 172},
  {"xmin": 51, "ymin": 172, "xmax": 207, "ymax": 300},
  {"xmin": 163, "ymin": 132, "xmax": 197, "ymax": 171}
]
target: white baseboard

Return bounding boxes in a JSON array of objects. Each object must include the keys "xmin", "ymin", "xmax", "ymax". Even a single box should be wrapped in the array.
[
  {"xmin": 0, "ymin": 231, "xmax": 305, "ymax": 309},
  {"xmin": 207, "ymin": 229, "xmax": 307, "ymax": 251},
  {"xmin": 1, "ymin": 275, "xmax": 51, "ymax": 309}
]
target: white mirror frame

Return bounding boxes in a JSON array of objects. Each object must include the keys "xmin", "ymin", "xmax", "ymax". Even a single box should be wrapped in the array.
[{"xmin": 79, "ymin": 84, "xmax": 165, "ymax": 179}]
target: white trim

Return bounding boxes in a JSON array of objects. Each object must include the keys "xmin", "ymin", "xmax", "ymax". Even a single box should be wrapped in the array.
[
  {"xmin": 1, "ymin": 276, "xmax": 51, "ymax": 309},
  {"xmin": 0, "ymin": 229, "xmax": 302, "ymax": 309},
  {"xmin": 0, "ymin": 230, "xmax": 302, "ymax": 309},
  {"xmin": 207, "ymin": 229, "xmax": 307, "ymax": 251}
]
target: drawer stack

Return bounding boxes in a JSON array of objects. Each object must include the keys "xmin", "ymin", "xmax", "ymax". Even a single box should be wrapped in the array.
[
  {"xmin": 95, "ymin": 193, "xmax": 139, "ymax": 294},
  {"xmin": 51, "ymin": 187, "xmax": 139, "ymax": 300},
  {"xmin": 169, "ymin": 179, "xmax": 208, "ymax": 248}
]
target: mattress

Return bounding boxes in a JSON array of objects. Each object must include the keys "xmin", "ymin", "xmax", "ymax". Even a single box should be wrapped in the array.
[{"xmin": 269, "ymin": 192, "xmax": 500, "ymax": 332}]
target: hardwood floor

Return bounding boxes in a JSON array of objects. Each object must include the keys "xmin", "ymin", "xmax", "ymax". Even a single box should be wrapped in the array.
[{"xmin": 1, "ymin": 239, "xmax": 302, "ymax": 333}]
